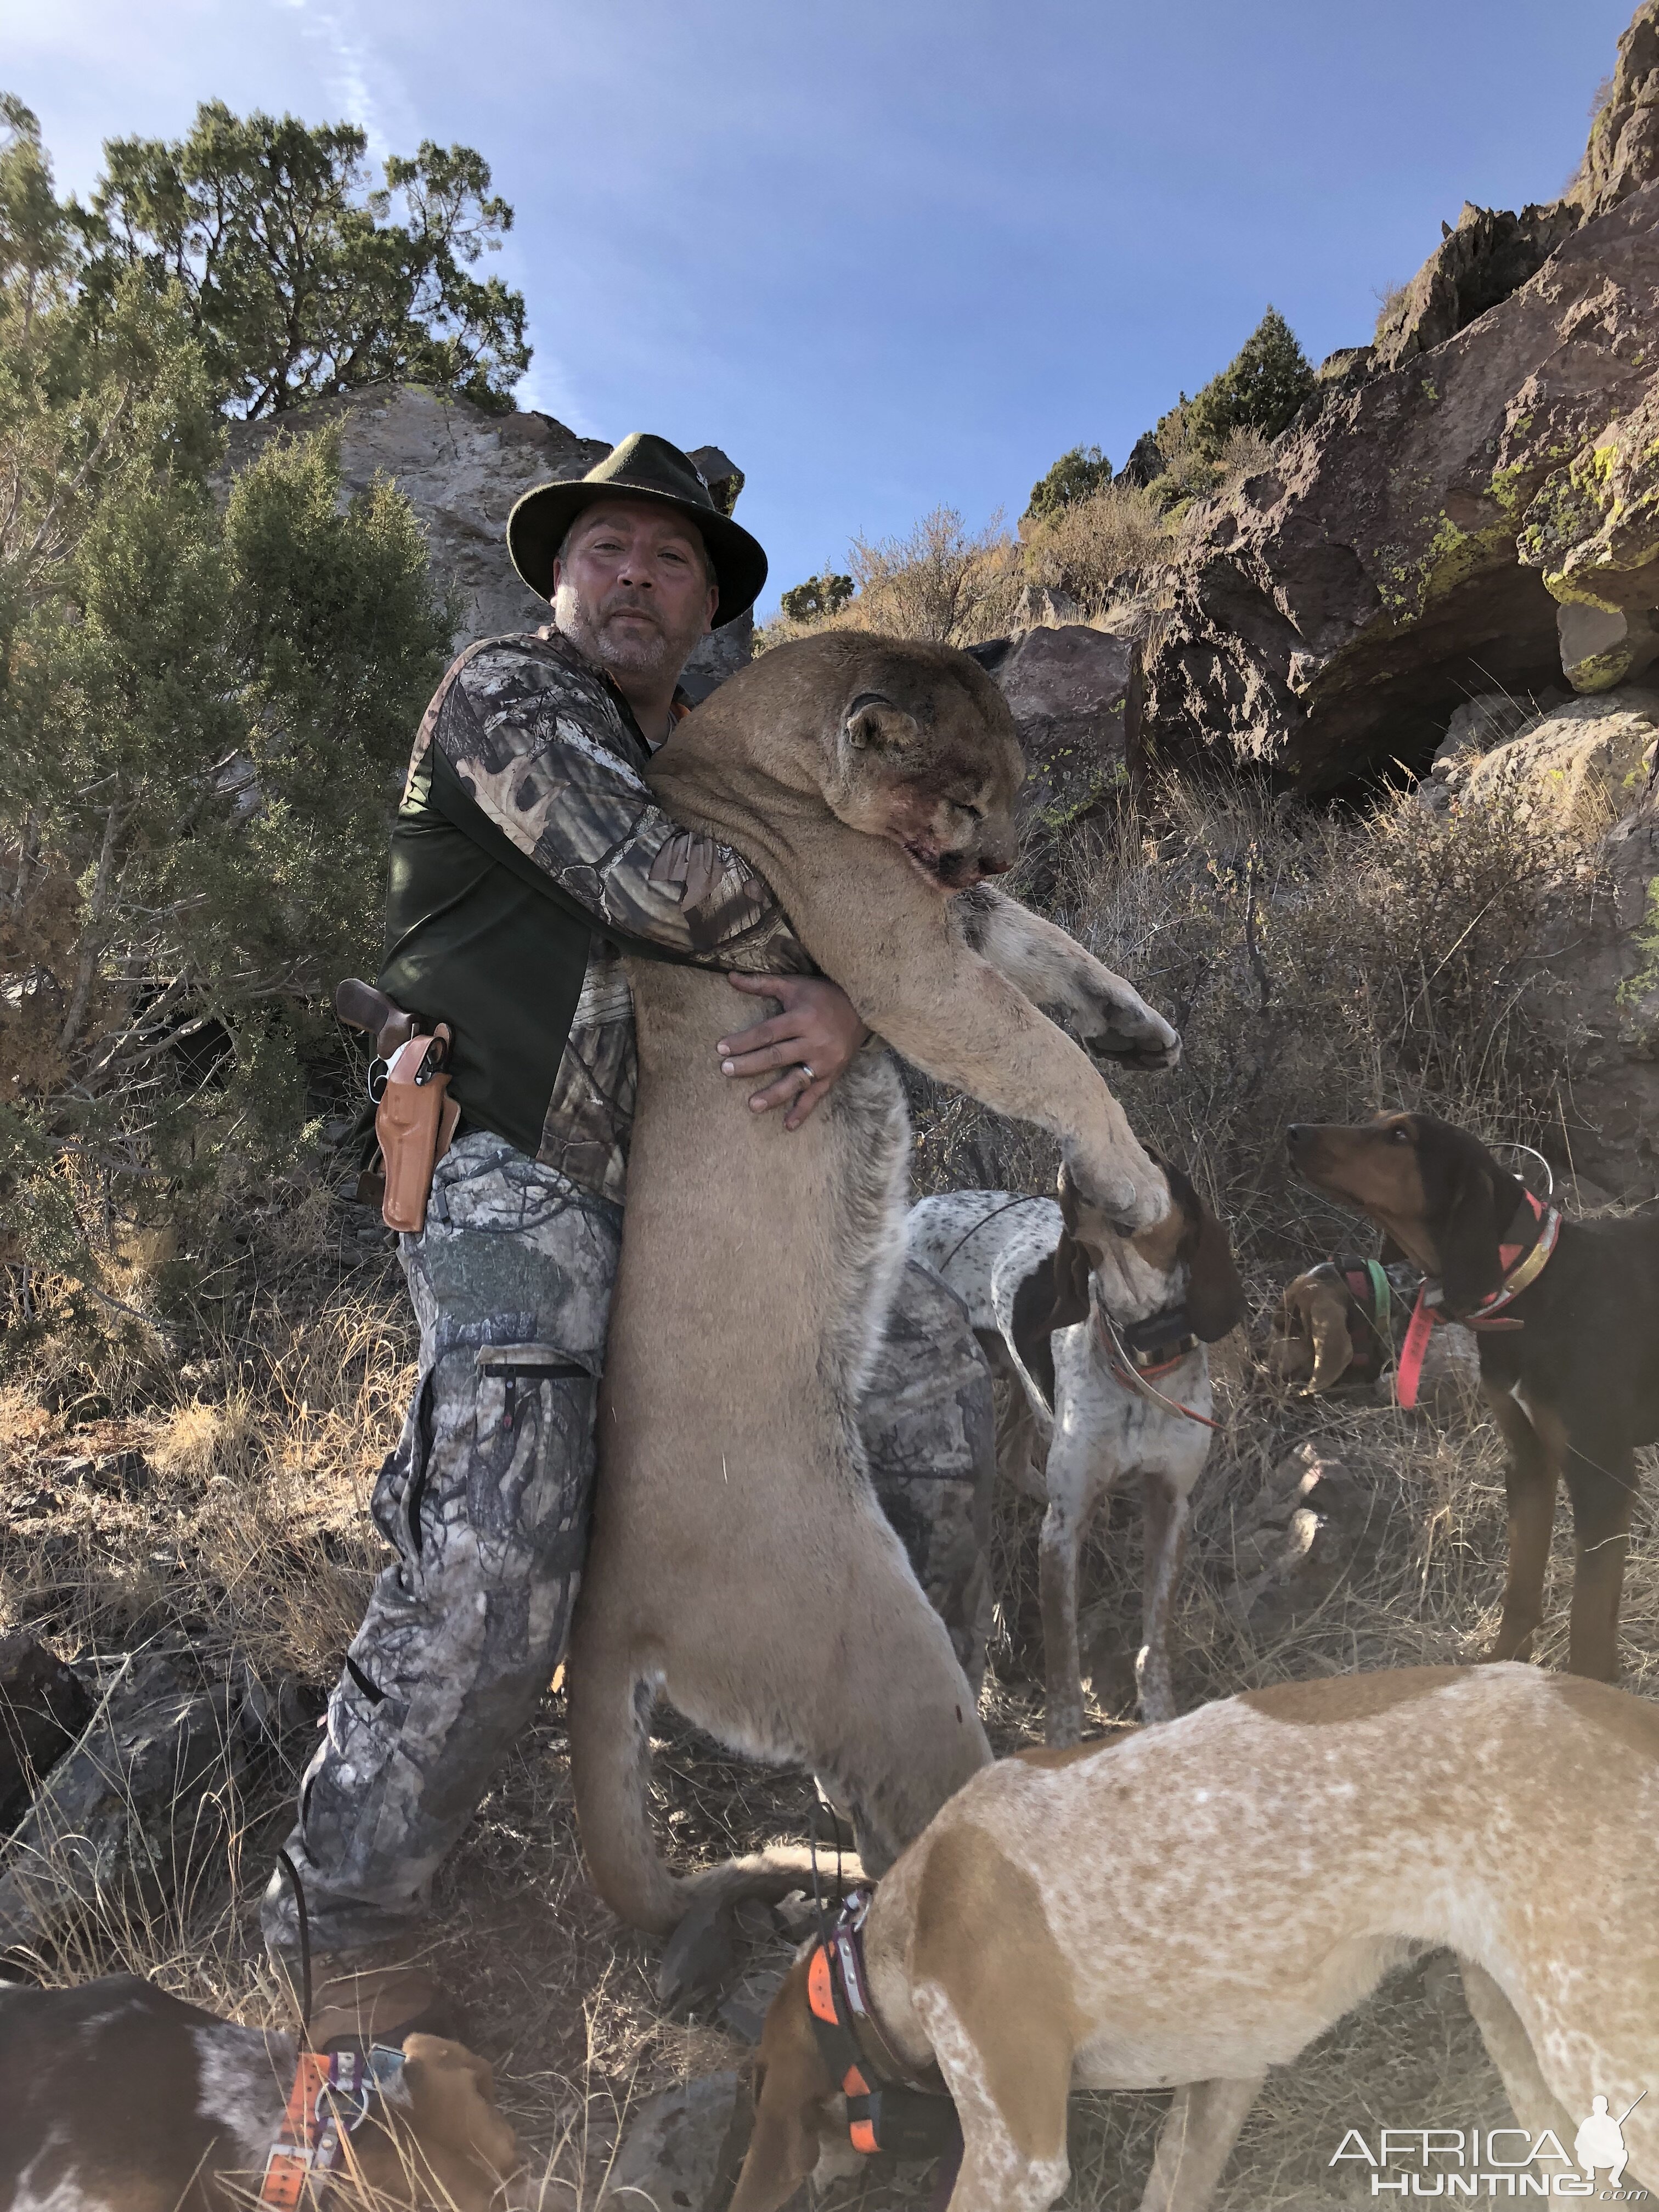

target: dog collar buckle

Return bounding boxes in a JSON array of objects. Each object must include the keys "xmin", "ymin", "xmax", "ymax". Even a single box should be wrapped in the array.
[{"xmin": 259, "ymin": 2045, "xmax": 406, "ymax": 2205}]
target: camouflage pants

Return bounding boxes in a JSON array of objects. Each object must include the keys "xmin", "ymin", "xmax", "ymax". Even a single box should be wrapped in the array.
[{"xmin": 262, "ymin": 1130, "xmax": 993, "ymax": 1962}]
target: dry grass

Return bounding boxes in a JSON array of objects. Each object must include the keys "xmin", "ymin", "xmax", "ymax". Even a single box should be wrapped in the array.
[
  {"xmin": 761, "ymin": 506, "xmax": 1025, "ymax": 652},
  {"xmin": 1020, "ymin": 479, "xmax": 1175, "ymax": 617},
  {"xmin": 3, "ymin": 773, "xmax": 1654, "ymax": 2208}
]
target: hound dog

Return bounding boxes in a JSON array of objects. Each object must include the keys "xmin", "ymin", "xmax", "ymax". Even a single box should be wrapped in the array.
[
  {"xmin": 0, "ymin": 1969, "xmax": 521, "ymax": 2211},
  {"xmin": 1266, "ymin": 1254, "xmax": 1477, "ymax": 1402},
  {"xmin": 729, "ymin": 1664, "xmax": 1659, "ymax": 2212},
  {"xmin": 908, "ymin": 1160, "xmax": 1243, "ymax": 1736},
  {"xmin": 1289, "ymin": 1111, "xmax": 1659, "ymax": 1680}
]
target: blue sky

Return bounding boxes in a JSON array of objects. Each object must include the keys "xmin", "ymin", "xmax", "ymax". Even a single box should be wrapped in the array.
[{"xmin": 8, "ymin": 0, "xmax": 1635, "ymax": 613}]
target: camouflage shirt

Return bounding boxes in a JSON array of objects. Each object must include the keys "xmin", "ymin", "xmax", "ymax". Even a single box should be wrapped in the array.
[{"xmin": 389, "ymin": 625, "xmax": 807, "ymax": 1204}]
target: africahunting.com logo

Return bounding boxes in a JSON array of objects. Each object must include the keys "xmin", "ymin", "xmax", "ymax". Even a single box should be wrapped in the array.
[{"xmin": 1331, "ymin": 2098, "xmax": 1649, "ymax": 2198}]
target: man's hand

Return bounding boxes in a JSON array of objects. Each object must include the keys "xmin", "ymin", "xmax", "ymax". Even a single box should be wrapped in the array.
[{"xmin": 718, "ymin": 973, "xmax": 870, "ymax": 1131}]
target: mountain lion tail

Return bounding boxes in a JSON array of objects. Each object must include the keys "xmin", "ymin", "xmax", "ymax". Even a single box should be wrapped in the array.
[{"xmin": 567, "ymin": 1634, "xmax": 864, "ymax": 2005}]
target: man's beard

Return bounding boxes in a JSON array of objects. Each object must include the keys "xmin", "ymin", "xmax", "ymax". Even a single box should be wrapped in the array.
[{"xmin": 554, "ymin": 582, "xmax": 701, "ymax": 680}]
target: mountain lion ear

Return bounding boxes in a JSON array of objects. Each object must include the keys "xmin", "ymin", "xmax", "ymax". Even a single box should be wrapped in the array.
[{"xmin": 844, "ymin": 692, "xmax": 919, "ymax": 755}]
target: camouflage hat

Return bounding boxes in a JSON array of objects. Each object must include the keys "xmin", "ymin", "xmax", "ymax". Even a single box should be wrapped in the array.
[{"xmin": 507, "ymin": 431, "xmax": 767, "ymax": 628}]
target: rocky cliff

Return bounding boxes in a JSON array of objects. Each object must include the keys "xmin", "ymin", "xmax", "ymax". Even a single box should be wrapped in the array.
[{"xmin": 1144, "ymin": 1, "xmax": 1659, "ymax": 792}]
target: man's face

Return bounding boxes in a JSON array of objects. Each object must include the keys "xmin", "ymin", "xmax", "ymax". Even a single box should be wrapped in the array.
[{"xmin": 551, "ymin": 500, "xmax": 719, "ymax": 684}]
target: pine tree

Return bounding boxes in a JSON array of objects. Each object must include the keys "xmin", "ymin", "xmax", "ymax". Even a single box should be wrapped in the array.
[{"xmin": 1184, "ymin": 307, "xmax": 1314, "ymax": 461}]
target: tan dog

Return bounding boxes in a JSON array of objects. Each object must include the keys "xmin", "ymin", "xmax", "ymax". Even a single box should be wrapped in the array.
[
  {"xmin": 0, "ymin": 1972, "xmax": 521, "ymax": 2211},
  {"xmin": 1266, "ymin": 1262, "xmax": 1384, "ymax": 1393},
  {"xmin": 732, "ymin": 1665, "xmax": 1659, "ymax": 2212},
  {"xmin": 568, "ymin": 633, "xmax": 1180, "ymax": 1982}
]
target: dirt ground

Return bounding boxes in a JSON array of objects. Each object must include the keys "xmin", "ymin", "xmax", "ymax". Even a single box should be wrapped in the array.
[{"xmin": 3, "ymin": 1192, "xmax": 1654, "ymax": 2211}]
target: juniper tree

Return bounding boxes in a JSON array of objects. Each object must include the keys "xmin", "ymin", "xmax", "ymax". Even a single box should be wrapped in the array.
[
  {"xmin": 75, "ymin": 103, "xmax": 530, "ymax": 418},
  {"xmin": 1183, "ymin": 306, "xmax": 1314, "ymax": 461},
  {"xmin": 1024, "ymin": 444, "xmax": 1113, "ymax": 523},
  {"xmin": 779, "ymin": 570, "xmax": 853, "ymax": 623},
  {"xmin": 0, "ymin": 101, "xmax": 451, "ymax": 1333}
]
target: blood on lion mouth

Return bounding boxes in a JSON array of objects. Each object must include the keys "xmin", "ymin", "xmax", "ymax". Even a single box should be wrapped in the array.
[{"xmin": 900, "ymin": 836, "xmax": 984, "ymax": 889}]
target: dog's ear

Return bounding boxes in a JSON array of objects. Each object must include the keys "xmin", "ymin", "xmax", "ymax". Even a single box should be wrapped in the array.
[
  {"xmin": 1186, "ymin": 1193, "xmax": 1246, "ymax": 1344},
  {"xmin": 730, "ymin": 1960, "xmax": 837, "ymax": 2212},
  {"xmin": 1057, "ymin": 1159, "xmax": 1082, "ymax": 1237},
  {"xmin": 1438, "ymin": 1161, "xmax": 1505, "ymax": 1315},
  {"xmin": 1304, "ymin": 1281, "xmax": 1357, "ymax": 1393},
  {"xmin": 1009, "ymin": 1231, "xmax": 1090, "ymax": 1412},
  {"xmin": 1265, "ymin": 1283, "xmax": 1316, "ymax": 1384}
]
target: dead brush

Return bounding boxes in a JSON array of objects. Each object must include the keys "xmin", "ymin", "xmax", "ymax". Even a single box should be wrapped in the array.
[{"xmin": 911, "ymin": 771, "xmax": 1595, "ymax": 1269}]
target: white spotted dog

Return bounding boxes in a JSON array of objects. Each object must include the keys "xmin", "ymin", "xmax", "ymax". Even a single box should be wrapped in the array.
[
  {"xmin": 728, "ymin": 1666, "xmax": 1659, "ymax": 2212},
  {"xmin": 908, "ymin": 1160, "xmax": 1243, "ymax": 1737}
]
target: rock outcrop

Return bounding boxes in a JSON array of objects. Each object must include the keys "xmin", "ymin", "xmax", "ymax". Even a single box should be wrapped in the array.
[
  {"xmin": 1565, "ymin": 2, "xmax": 1659, "ymax": 221},
  {"xmin": 1143, "ymin": 180, "xmax": 1659, "ymax": 788},
  {"xmin": 226, "ymin": 388, "xmax": 754, "ymax": 695},
  {"xmin": 1372, "ymin": 200, "xmax": 1581, "ymax": 373},
  {"xmin": 970, "ymin": 623, "xmax": 1136, "ymax": 830},
  {"xmin": 1143, "ymin": 4, "xmax": 1659, "ymax": 791}
]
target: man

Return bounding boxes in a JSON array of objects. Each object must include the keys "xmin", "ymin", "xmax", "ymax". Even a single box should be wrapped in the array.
[{"xmin": 260, "ymin": 436, "xmax": 998, "ymax": 2011}]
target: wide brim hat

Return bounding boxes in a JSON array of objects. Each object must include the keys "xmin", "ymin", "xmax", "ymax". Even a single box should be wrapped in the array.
[{"xmin": 507, "ymin": 431, "xmax": 767, "ymax": 628}]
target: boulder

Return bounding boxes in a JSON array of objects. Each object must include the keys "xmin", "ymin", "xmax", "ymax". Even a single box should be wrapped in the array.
[
  {"xmin": 974, "ymin": 624, "xmax": 1136, "ymax": 830},
  {"xmin": 1458, "ymin": 688, "xmax": 1659, "ymax": 834},
  {"xmin": 599, "ymin": 2072, "xmax": 745, "ymax": 2212},
  {"xmin": 1141, "ymin": 179, "xmax": 1659, "ymax": 788},
  {"xmin": 0, "ymin": 1650, "xmax": 256, "ymax": 1957},
  {"xmin": 225, "ymin": 388, "xmax": 754, "ymax": 692}
]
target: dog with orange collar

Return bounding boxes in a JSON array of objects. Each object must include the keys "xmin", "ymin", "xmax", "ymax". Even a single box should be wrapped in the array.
[
  {"xmin": 1289, "ymin": 1110, "xmax": 1659, "ymax": 1681},
  {"xmin": 730, "ymin": 1665, "xmax": 1659, "ymax": 2212},
  {"xmin": 907, "ymin": 1156, "xmax": 1243, "ymax": 1737},
  {"xmin": 0, "ymin": 1970, "xmax": 521, "ymax": 2212}
]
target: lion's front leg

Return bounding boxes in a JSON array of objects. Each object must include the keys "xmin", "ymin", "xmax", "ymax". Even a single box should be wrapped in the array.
[{"xmin": 952, "ymin": 885, "xmax": 1180, "ymax": 1073}]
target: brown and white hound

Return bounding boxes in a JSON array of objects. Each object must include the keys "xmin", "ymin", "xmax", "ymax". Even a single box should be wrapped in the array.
[
  {"xmin": 0, "ymin": 1969, "xmax": 521, "ymax": 2212},
  {"xmin": 729, "ymin": 1664, "xmax": 1659, "ymax": 2212}
]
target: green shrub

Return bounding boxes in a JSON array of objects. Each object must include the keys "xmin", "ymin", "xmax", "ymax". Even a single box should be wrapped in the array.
[
  {"xmin": 1024, "ymin": 445, "xmax": 1113, "ymax": 524},
  {"xmin": 778, "ymin": 571, "xmax": 853, "ymax": 623},
  {"xmin": 1183, "ymin": 307, "xmax": 1314, "ymax": 461},
  {"xmin": 0, "ymin": 101, "xmax": 452, "ymax": 1356}
]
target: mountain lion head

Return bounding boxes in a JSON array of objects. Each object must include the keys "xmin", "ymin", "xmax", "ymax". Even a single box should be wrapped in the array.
[{"xmin": 771, "ymin": 633, "xmax": 1023, "ymax": 889}]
